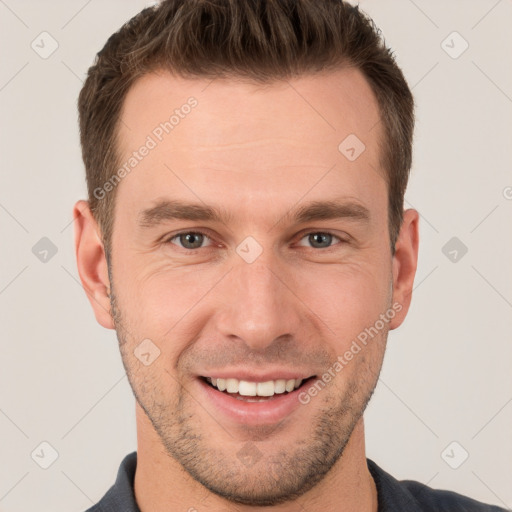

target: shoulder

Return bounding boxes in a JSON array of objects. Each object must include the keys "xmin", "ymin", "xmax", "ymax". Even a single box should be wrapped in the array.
[
  {"xmin": 83, "ymin": 452, "xmax": 139, "ymax": 512},
  {"xmin": 367, "ymin": 458, "xmax": 508, "ymax": 512},
  {"xmin": 399, "ymin": 478, "xmax": 507, "ymax": 512}
]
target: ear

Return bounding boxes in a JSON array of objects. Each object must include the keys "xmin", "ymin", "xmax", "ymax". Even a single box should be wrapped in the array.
[
  {"xmin": 389, "ymin": 208, "xmax": 419, "ymax": 330},
  {"xmin": 73, "ymin": 200, "xmax": 114, "ymax": 329}
]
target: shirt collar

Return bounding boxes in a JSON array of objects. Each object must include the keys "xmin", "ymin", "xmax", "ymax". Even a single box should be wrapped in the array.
[{"xmin": 367, "ymin": 458, "xmax": 424, "ymax": 511}]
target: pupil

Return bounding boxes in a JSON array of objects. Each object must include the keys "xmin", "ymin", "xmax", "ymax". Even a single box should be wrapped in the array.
[
  {"xmin": 183, "ymin": 233, "xmax": 202, "ymax": 248},
  {"xmin": 311, "ymin": 233, "xmax": 330, "ymax": 248}
]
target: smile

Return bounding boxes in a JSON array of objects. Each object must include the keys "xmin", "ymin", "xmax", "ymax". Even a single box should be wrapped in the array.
[
  {"xmin": 197, "ymin": 374, "xmax": 317, "ymax": 423},
  {"xmin": 204, "ymin": 376, "xmax": 307, "ymax": 398}
]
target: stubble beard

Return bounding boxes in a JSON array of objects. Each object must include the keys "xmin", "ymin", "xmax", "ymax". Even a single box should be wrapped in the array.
[{"xmin": 108, "ymin": 270, "xmax": 386, "ymax": 506}]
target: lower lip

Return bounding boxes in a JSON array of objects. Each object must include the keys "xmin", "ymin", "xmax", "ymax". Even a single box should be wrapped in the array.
[{"xmin": 197, "ymin": 377, "xmax": 311, "ymax": 425}]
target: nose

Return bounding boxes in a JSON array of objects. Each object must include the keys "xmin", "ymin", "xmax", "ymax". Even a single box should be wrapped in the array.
[{"xmin": 214, "ymin": 250, "xmax": 303, "ymax": 352}]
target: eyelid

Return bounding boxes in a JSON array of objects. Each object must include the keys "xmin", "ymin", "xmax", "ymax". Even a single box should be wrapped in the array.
[
  {"xmin": 163, "ymin": 228, "xmax": 350, "ymax": 251},
  {"xmin": 295, "ymin": 229, "xmax": 346, "ymax": 247},
  {"xmin": 163, "ymin": 229, "xmax": 216, "ymax": 250}
]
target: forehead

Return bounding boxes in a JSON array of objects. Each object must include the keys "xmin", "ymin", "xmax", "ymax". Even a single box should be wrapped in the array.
[
  {"xmin": 118, "ymin": 67, "xmax": 381, "ymax": 153},
  {"xmin": 113, "ymin": 68, "xmax": 386, "ymax": 227}
]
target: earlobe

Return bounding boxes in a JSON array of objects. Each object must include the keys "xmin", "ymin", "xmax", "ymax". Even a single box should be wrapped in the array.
[
  {"xmin": 389, "ymin": 208, "xmax": 420, "ymax": 330},
  {"xmin": 73, "ymin": 200, "xmax": 115, "ymax": 330}
]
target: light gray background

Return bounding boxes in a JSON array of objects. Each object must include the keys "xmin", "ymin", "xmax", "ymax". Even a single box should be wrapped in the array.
[{"xmin": 1, "ymin": 0, "xmax": 511, "ymax": 511}]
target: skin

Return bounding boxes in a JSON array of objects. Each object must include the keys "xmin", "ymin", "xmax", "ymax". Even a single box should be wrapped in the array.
[{"xmin": 74, "ymin": 67, "xmax": 419, "ymax": 511}]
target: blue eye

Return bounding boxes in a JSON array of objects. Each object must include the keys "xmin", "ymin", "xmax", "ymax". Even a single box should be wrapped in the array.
[
  {"xmin": 164, "ymin": 230, "xmax": 346, "ymax": 251},
  {"xmin": 167, "ymin": 231, "xmax": 212, "ymax": 250},
  {"xmin": 298, "ymin": 232, "xmax": 342, "ymax": 249}
]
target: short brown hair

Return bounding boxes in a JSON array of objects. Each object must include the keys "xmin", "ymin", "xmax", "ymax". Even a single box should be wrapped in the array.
[{"xmin": 78, "ymin": 0, "xmax": 414, "ymax": 257}]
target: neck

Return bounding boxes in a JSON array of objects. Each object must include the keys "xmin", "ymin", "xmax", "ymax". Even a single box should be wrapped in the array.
[{"xmin": 134, "ymin": 403, "xmax": 378, "ymax": 512}]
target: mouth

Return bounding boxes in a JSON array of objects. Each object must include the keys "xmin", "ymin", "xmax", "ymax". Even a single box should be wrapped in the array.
[
  {"xmin": 197, "ymin": 373, "xmax": 317, "ymax": 424},
  {"xmin": 200, "ymin": 375, "xmax": 316, "ymax": 402}
]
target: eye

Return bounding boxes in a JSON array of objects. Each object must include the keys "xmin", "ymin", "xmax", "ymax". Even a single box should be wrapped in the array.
[
  {"xmin": 165, "ymin": 230, "xmax": 213, "ymax": 250},
  {"xmin": 297, "ymin": 231, "xmax": 345, "ymax": 249},
  {"xmin": 163, "ymin": 230, "xmax": 347, "ymax": 252}
]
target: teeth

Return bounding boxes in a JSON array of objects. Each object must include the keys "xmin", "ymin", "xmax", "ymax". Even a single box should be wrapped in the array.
[
  {"xmin": 206, "ymin": 377, "xmax": 305, "ymax": 396},
  {"xmin": 256, "ymin": 381, "xmax": 274, "ymax": 397},
  {"xmin": 274, "ymin": 379, "xmax": 286, "ymax": 394},
  {"xmin": 226, "ymin": 378, "xmax": 238, "ymax": 393},
  {"xmin": 239, "ymin": 381, "xmax": 257, "ymax": 396}
]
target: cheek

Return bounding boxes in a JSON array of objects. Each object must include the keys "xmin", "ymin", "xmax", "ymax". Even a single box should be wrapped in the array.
[
  {"xmin": 299, "ymin": 263, "xmax": 391, "ymax": 339},
  {"xmin": 118, "ymin": 266, "xmax": 218, "ymax": 349},
  {"xmin": 115, "ymin": 244, "xmax": 392, "ymax": 353}
]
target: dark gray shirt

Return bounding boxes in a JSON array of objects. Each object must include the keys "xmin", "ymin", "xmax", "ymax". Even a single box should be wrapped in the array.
[{"xmin": 85, "ymin": 452, "xmax": 508, "ymax": 511}]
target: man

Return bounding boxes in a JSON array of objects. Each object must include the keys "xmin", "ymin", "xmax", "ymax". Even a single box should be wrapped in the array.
[{"xmin": 73, "ymin": 1, "xmax": 507, "ymax": 510}]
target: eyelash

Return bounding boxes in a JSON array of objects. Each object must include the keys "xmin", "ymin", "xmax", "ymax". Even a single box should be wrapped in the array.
[{"xmin": 163, "ymin": 229, "xmax": 348, "ymax": 252}]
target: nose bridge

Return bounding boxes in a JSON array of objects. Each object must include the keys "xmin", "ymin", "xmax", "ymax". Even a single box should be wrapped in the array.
[{"xmin": 216, "ymin": 248, "xmax": 300, "ymax": 351}]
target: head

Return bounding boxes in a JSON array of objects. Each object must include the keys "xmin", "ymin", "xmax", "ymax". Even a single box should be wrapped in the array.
[{"xmin": 74, "ymin": 0, "xmax": 419, "ymax": 507}]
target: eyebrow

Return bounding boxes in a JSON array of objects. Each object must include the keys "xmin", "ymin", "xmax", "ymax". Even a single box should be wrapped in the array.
[{"xmin": 137, "ymin": 198, "xmax": 371, "ymax": 230}]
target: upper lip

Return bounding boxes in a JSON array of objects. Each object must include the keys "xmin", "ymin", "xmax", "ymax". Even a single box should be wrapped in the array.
[{"xmin": 199, "ymin": 370, "xmax": 316, "ymax": 382}]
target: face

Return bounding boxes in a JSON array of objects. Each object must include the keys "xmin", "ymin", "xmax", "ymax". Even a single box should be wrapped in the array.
[{"xmin": 77, "ymin": 68, "xmax": 417, "ymax": 506}]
